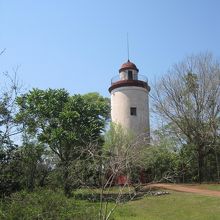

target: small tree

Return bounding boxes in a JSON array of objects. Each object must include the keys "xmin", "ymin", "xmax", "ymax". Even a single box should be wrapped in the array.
[
  {"xmin": 19, "ymin": 139, "xmax": 46, "ymax": 191},
  {"xmin": 0, "ymin": 71, "xmax": 24, "ymax": 197},
  {"xmin": 80, "ymin": 123, "xmax": 148, "ymax": 220}
]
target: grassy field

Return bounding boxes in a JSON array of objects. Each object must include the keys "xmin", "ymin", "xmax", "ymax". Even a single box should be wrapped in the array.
[
  {"xmin": 112, "ymin": 191, "xmax": 220, "ymax": 220},
  {"xmin": 1, "ymin": 186, "xmax": 220, "ymax": 220}
]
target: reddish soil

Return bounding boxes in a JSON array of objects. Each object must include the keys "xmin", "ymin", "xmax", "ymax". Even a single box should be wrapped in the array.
[{"xmin": 148, "ymin": 183, "xmax": 220, "ymax": 197}]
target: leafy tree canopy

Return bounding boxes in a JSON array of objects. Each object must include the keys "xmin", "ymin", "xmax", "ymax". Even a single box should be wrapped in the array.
[{"xmin": 16, "ymin": 89, "xmax": 110, "ymax": 158}]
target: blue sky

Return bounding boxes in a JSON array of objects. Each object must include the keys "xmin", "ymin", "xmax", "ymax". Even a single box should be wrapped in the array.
[{"xmin": 1, "ymin": 0, "xmax": 220, "ymax": 98}]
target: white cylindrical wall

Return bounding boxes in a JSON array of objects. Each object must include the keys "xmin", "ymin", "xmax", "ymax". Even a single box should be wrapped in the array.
[{"xmin": 110, "ymin": 86, "xmax": 149, "ymax": 136}]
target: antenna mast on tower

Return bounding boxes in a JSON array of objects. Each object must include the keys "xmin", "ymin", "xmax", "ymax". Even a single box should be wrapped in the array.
[{"xmin": 127, "ymin": 33, "xmax": 130, "ymax": 61}]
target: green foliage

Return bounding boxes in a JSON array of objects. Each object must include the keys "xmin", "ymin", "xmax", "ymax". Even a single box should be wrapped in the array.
[
  {"xmin": 143, "ymin": 145, "xmax": 179, "ymax": 182},
  {"xmin": 0, "ymin": 140, "xmax": 50, "ymax": 197},
  {"xmin": 104, "ymin": 123, "xmax": 134, "ymax": 152},
  {"xmin": 18, "ymin": 141, "xmax": 49, "ymax": 191},
  {"xmin": 16, "ymin": 89, "xmax": 110, "ymax": 195},
  {"xmin": 0, "ymin": 145, "xmax": 23, "ymax": 197},
  {"xmin": 0, "ymin": 75, "xmax": 24, "ymax": 197},
  {"xmin": 16, "ymin": 89, "xmax": 110, "ymax": 154},
  {"xmin": 16, "ymin": 88, "xmax": 69, "ymax": 136},
  {"xmin": 103, "ymin": 123, "xmax": 147, "ymax": 184},
  {"xmin": 148, "ymin": 121, "xmax": 220, "ymax": 183},
  {"xmin": 0, "ymin": 189, "xmax": 98, "ymax": 220},
  {"xmin": 144, "ymin": 125, "xmax": 180, "ymax": 182}
]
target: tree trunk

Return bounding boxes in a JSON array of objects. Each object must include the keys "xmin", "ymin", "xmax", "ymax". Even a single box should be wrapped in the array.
[
  {"xmin": 63, "ymin": 162, "xmax": 71, "ymax": 197},
  {"xmin": 198, "ymin": 149, "xmax": 204, "ymax": 183},
  {"xmin": 27, "ymin": 165, "xmax": 36, "ymax": 192}
]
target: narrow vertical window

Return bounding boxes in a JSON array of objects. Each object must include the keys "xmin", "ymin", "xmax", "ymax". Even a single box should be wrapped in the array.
[
  {"xmin": 130, "ymin": 107, "xmax": 137, "ymax": 116},
  {"xmin": 128, "ymin": 70, "xmax": 133, "ymax": 80}
]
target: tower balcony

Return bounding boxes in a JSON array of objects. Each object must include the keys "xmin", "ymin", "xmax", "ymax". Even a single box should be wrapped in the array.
[
  {"xmin": 109, "ymin": 74, "xmax": 150, "ymax": 93},
  {"xmin": 111, "ymin": 74, "xmax": 148, "ymax": 84}
]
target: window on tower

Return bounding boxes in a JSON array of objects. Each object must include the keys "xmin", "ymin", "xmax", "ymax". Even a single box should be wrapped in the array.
[
  {"xmin": 130, "ymin": 107, "xmax": 137, "ymax": 116},
  {"xmin": 128, "ymin": 70, "xmax": 133, "ymax": 80}
]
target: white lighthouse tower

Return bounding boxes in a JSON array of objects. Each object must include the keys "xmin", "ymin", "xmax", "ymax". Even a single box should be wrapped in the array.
[{"xmin": 109, "ymin": 60, "xmax": 150, "ymax": 137}]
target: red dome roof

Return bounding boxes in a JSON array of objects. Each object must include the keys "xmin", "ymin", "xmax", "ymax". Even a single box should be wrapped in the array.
[{"xmin": 119, "ymin": 60, "xmax": 139, "ymax": 73}]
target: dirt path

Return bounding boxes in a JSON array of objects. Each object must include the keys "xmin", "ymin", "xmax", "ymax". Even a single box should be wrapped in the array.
[{"xmin": 149, "ymin": 184, "xmax": 220, "ymax": 197}]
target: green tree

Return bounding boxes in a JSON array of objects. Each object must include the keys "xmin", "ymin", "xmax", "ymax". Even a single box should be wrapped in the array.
[
  {"xmin": 16, "ymin": 89, "xmax": 110, "ymax": 196},
  {"xmin": 19, "ymin": 140, "xmax": 46, "ymax": 191},
  {"xmin": 145, "ymin": 124, "xmax": 180, "ymax": 182}
]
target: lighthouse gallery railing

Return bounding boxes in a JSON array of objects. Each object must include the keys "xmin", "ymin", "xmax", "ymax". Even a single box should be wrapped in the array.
[{"xmin": 111, "ymin": 74, "xmax": 148, "ymax": 85}]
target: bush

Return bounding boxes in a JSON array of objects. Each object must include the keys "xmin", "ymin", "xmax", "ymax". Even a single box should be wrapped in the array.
[{"xmin": 0, "ymin": 189, "xmax": 98, "ymax": 220}]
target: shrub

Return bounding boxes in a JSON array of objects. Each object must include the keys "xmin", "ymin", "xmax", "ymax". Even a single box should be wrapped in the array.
[{"xmin": 0, "ymin": 189, "xmax": 98, "ymax": 220}]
